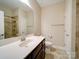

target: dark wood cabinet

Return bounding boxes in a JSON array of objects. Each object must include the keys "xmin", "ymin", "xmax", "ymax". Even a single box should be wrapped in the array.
[
  {"xmin": 35, "ymin": 47, "xmax": 45, "ymax": 59},
  {"xmin": 24, "ymin": 39, "xmax": 45, "ymax": 59}
]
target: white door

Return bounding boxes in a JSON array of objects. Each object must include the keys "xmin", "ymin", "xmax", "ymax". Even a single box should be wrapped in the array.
[
  {"xmin": 65, "ymin": 0, "xmax": 76, "ymax": 59},
  {"xmin": 0, "ymin": 11, "xmax": 4, "ymax": 40}
]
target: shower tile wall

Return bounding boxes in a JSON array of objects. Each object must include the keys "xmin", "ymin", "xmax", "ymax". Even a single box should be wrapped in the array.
[
  {"xmin": 76, "ymin": 0, "xmax": 79, "ymax": 59},
  {"xmin": 4, "ymin": 16, "xmax": 18, "ymax": 38}
]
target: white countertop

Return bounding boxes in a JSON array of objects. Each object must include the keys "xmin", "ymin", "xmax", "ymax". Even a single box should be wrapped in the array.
[{"xmin": 0, "ymin": 36, "xmax": 45, "ymax": 59}]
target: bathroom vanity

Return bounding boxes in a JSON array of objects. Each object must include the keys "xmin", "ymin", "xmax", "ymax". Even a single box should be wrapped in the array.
[
  {"xmin": 0, "ymin": 36, "xmax": 45, "ymax": 59},
  {"xmin": 24, "ymin": 38, "xmax": 45, "ymax": 59}
]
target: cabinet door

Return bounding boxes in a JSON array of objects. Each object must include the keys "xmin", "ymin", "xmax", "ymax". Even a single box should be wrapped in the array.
[
  {"xmin": 35, "ymin": 48, "xmax": 45, "ymax": 59},
  {"xmin": 41, "ymin": 48, "xmax": 45, "ymax": 59},
  {"xmin": 24, "ymin": 54, "xmax": 31, "ymax": 59},
  {"xmin": 32, "ymin": 42, "xmax": 42, "ymax": 59}
]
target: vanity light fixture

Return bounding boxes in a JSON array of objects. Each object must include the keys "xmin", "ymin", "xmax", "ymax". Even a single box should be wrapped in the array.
[{"xmin": 20, "ymin": 0, "xmax": 32, "ymax": 8}]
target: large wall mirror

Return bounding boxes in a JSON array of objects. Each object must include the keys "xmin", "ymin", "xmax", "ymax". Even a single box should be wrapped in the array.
[{"xmin": 0, "ymin": 0, "xmax": 34, "ymax": 40}]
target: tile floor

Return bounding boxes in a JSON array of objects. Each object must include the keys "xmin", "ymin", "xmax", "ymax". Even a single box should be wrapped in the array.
[{"xmin": 45, "ymin": 48, "xmax": 68, "ymax": 59}]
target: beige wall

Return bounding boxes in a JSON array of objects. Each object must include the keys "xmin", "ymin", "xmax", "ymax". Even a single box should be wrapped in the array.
[
  {"xmin": 27, "ymin": 11, "xmax": 34, "ymax": 34},
  {"xmin": 41, "ymin": 2, "xmax": 65, "ymax": 47},
  {"xmin": 0, "ymin": 5, "xmax": 14, "ymax": 16},
  {"xmin": 29, "ymin": 0, "xmax": 41, "ymax": 35},
  {"xmin": 17, "ymin": 8, "xmax": 28, "ymax": 35}
]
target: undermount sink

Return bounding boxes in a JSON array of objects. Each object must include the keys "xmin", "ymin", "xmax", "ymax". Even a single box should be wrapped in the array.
[{"xmin": 19, "ymin": 39, "xmax": 32, "ymax": 47}]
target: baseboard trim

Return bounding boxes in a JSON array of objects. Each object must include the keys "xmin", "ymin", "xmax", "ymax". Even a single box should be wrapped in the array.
[{"xmin": 51, "ymin": 45, "xmax": 65, "ymax": 50}]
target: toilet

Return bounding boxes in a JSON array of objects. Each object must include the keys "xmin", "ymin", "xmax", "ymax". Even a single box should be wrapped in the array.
[
  {"xmin": 45, "ymin": 41, "xmax": 68, "ymax": 59},
  {"xmin": 45, "ymin": 41, "xmax": 53, "ymax": 54},
  {"xmin": 45, "ymin": 41, "xmax": 53, "ymax": 48},
  {"xmin": 45, "ymin": 41, "xmax": 54, "ymax": 59}
]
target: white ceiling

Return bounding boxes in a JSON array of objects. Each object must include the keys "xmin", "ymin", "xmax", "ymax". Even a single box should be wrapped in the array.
[
  {"xmin": 0, "ymin": 0, "xmax": 31, "ymax": 11},
  {"xmin": 0, "ymin": 0, "xmax": 64, "ymax": 11},
  {"xmin": 36, "ymin": 0, "xmax": 64, "ymax": 7}
]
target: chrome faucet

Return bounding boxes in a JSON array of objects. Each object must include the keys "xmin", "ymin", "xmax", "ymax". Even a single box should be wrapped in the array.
[{"xmin": 21, "ymin": 32, "xmax": 26, "ymax": 41}]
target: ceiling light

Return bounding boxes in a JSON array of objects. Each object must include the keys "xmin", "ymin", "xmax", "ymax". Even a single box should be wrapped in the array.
[{"xmin": 20, "ymin": 0, "xmax": 32, "ymax": 8}]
